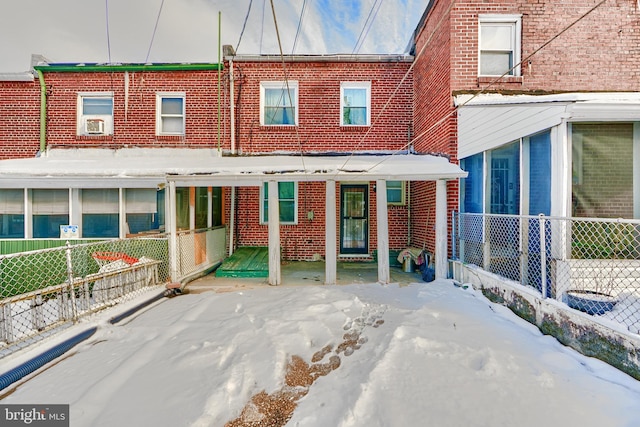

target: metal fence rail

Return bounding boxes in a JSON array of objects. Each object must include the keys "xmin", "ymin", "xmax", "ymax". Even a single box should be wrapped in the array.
[
  {"xmin": 453, "ymin": 213, "xmax": 640, "ymax": 334},
  {"xmin": 0, "ymin": 236, "xmax": 170, "ymax": 358}
]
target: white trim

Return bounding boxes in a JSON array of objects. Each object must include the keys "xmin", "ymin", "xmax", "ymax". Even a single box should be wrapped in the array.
[
  {"xmin": 156, "ymin": 92, "xmax": 186, "ymax": 136},
  {"xmin": 260, "ymin": 81, "xmax": 299, "ymax": 126},
  {"xmin": 478, "ymin": 14, "xmax": 522, "ymax": 77},
  {"xmin": 76, "ymin": 92, "xmax": 113, "ymax": 136},
  {"xmin": 259, "ymin": 181, "xmax": 298, "ymax": 225},
  {"xmin": 340, "ymin": 81, "xmax": 371, "ymax": 126}
]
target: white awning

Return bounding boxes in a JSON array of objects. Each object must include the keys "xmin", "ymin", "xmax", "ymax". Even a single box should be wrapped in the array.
[{"xmin": 0, "ymin": 148, "xmax": 467, "ymax": 188}]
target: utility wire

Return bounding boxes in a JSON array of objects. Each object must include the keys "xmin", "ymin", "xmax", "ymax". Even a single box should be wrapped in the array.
[
  {"xmin": 357, "ymin": 0, "xmax": 609, "ymax": 175},
  {"xmin": 105, "ymin": 0, "xmax": 112, "ymax": 63},
  {"xmin": 269, "ymin": 0, "xmax": 306, "ymax": 170},
  {"xmin": 145, "ymin": 0, "xmax": 166, "ymax": 63},
  {"xmin": 235, "ymin": 0, "xmax": 254, "ymax": 54},
  {"xmin": 292, "ymin": 0, "xmax": 309, "ymax": 54},
  {"xmin": 352, "ymin": 0, "xmax": 384, "ymax": 55}
]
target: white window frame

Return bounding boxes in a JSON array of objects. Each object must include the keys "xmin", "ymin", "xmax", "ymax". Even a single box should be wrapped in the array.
[
  {"xmin": 156, "ymin": 92, "xmax": 186, "ymax": 135},
  {"xmin": 340, "ymin": 81, "xmax": 371, "ymax": 126},
  {"xmin": 478, "ymin": 14, "xmax": 522, "ymax": 77},
  {"xmin": 77, "ymin": 92, "xmax": 114, "ymax": 136},
  {"xmin": 260, "ymin": 181, "xmax": 298, "ymax": 225},
  {"xmin": 386, "ymin": 180, "xmax": 406, "ymax": 206},
  {"xmin": 260, "ymin": 81, "xmax": 299, "ymax": 126}
]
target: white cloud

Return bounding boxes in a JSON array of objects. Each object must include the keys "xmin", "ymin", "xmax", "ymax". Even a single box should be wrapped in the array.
[{"xmin": 0, "ymin": 0, "xmax": 428, "ymax": 72}]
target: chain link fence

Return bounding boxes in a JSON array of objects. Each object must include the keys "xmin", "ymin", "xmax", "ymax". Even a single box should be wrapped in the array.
[
  {"xmin": 0, "ymin": 236, "xmax": 169, "ymax": 358},
  {"xmin": 453, "ymin": 213, "xmax": 640, "ymax": 334}
]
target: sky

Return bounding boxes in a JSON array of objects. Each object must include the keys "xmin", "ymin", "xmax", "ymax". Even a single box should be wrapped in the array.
[
  {"xmin": 2, "ymin": 279, "xmax": 640, "ymax": 426},
  {"xmin": 0, "ymin": 0, "xmax": 429, "ymax": 73}
]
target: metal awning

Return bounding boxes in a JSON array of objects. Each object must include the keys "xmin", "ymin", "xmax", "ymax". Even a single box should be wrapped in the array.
[{"xmin": 0, "ymin": 148, "xmax": 467, "ymax": 188}]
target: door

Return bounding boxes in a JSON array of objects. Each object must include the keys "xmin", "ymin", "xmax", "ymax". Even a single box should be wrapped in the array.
[{"xmin": 340, "ymin": 185, "xmax": 369, "ymax": 254}]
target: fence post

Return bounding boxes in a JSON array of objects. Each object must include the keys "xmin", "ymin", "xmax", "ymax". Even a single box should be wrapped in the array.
[
  {"xmin": 65, "ymin": 241, "xmax": 78, "ymax": 321},
  {"xmin": 451, "ymin": 211, "xmax": 457, "ymax": 260},
  {"xmin": 539, "ymin": 214, "xmax": 547, "ymax": 299},
  {"xmin": 0, "ymin": 303, "xmax": 14, "ymax": 343}
]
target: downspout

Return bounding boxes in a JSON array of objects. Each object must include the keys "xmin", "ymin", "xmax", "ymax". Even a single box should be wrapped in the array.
[
  {"xmin": 35, "ymin": 69, "xmax": 47, "ymax": 155},
  {"xmin": 228, "ymin": 58, "xmax": 237, "ymax": 256},
  {"xmin": 217, "ymin": 11, "xmax": 222, "ymax": 154}
]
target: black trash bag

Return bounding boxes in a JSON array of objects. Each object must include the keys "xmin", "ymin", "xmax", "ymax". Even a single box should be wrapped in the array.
[{"xmin": 419, "ymin": 261, "xmax": 435, "ymax": 283}]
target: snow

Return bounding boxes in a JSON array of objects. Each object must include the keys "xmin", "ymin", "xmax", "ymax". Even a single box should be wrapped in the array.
[{"xmin": 2, "ymin": 280, "xmax": 640, "ymax": 427}]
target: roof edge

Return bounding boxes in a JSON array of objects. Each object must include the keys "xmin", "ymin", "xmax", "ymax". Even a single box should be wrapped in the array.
[{"xmin": 33, "ymin": 63, "xmax": 223, "ymax": 73}]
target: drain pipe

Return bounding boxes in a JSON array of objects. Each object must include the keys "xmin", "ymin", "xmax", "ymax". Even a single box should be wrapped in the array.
[
  {"xmin": 35, "ymin": 69, "xmax": 47, "ymax": 155},
  {"xmin": 0, "ymin": 327, "xmax": 97, "ymax": 391},
  {"xmin": 228, "ymin": 54, "xmax": 237, "ymax": 256}
]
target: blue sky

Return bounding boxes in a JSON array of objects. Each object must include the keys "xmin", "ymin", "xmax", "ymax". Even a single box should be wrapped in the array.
[{"xmin": 0, "ymin": 0, "xmax": 428, "ymax": 72}]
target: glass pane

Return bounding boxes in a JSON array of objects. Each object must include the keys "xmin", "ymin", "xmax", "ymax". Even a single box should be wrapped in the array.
[
  {"xmin": 572, "ymin": 123, "xmax": 633, "ymax": 218},
  {"xmin": 343, "ymin": 89, "xmax": 366, "ymax": 107},
  {"xmin": 126, "ymin": 213, "xmax": 154, "ymax": 234},
  {"xmin": 480, "ymin": 52, "xmax": 513, "ymax": 75},
  {"xmin": 33, "ymin": 189, "xmax": 69, "ymax": 214},
  {"xmin": 176, "ymin": 187, "xmax": 189, "ymax": 230},
  {"xmin": 264, "ymin": 107, "xmax": 295, "ymax": 125},
  {"xmin": 481, "ymin": 24, "xmax": 512, "ymax": 50},
  {"xmin": 0, "ymin": 214, "xmax": 24, "ymax": 238},
  {"xmin": 279, "ymin": 200, "xmax": 295, "ymax": 222},
  {"xmin": 83, "ymin": 97, "xmax": 113, "ymax": 115},
  {"xmin": 33, "ymin": 214, "xmax": 69, "ymax": 238},
  {"xmin": 342, "ymin": 218, "xmax": 366, "ymax": 249},
  {"xmin": 344, "ymin": 190, "xmax": 365, "ymax": 217},
  {"xmin": 387, "ymin": 181, "xmax": 403, "ymax": 203},
  {"xmin": 344, "ymin": 107, "xmax": 367, "ymax": 125},
  {"xmin": 278, "ymin": 182, "xmax": 295, "ymax": 200},
  {"xmin": 490, "ymin": 142, "xmax": 520, "ymax": 214},
  {"xmin": 162, "ymin": 116, "xmax": 184, "ymax": 133},
  {"xmin": 529, "ymin": 131, "xmax": 551, "ymax": 216},
  {"xmin": 161, "ymin": 97, "xmax": 183, "ymax": 115},
  {"xmin": 461, "ymin": 153, "xmax": 483, "ymax": 213},
  {"xmin": 265, "ymin": 88, "xmax": 293, "ymax": 107},
  {"xmin": 195, "ymin": 187, "xmax": 208, "ymax": 229},
  {"xmin": 82, "ymin": 213, "xmax": 119, "ymax": 238}
]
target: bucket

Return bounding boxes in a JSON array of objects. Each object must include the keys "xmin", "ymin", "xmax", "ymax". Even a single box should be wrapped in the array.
[{"xmin": 402, "ymin": 258, "xmax": 414, "ymax": 272}]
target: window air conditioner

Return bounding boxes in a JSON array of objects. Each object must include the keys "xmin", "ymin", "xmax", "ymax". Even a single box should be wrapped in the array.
[{"xmin": 85, "ymin": 118, "xmax": 105, "ymax": 134}]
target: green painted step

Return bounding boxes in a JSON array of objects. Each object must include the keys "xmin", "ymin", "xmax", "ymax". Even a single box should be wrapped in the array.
[{"xmin": 216, "ymin": 246, "xmax": 269, "ymax": 278}]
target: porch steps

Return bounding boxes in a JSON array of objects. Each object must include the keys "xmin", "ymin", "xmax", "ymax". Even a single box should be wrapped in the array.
[{"xmin": 215, "ymin": 246, "xmax": 269, "ymax": 278}]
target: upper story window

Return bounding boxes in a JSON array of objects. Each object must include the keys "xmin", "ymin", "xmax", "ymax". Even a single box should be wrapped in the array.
[
  {"xmin": 77, "ymin": 93, "xmax": 113, "ymax": 136},
  {"xmin": 341, "ymin": 82, "xmax": 371, "ymax": 126},
  {"xmin": 156, "ymin": 93, "xmax": 185, "ymax": 135},
  {"xmin": 261, "ymin": 181, "xmax": 298, "ymax": 224},
  {"xmin": 260, "ymin": 81, "xmax": 298, "ymax": 126},
  {"xmin": 478, "ymin": 15, "xmax": 522, "ymax": 77}
]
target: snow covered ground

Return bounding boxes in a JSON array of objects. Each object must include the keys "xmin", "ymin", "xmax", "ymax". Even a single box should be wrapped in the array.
[{"xmin": 2, "ymin": 279, "xmax": 640, "ymax": 426}]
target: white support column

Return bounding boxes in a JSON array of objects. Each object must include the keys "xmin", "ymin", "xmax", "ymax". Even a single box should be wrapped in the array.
[
  {"xmin": 268, "ymin": 180, "xmax": 281, "ymax": 286},
  {"xmin": 435, "ymin": 179, "xmax": 448, "ymax": 279},
  {"xmin": 119, "ymin": 188, "xmax": 126, "ymax": 238},
  {"xmin": 376, "ymin": 179, "xmax": 390, "ymax": 284},
  {"xmin": 207, "ymin": 186, "xmax": 213, "ymax": 228},
  {"xmin": 168, "ymin": 181, "xmax": 179, "ymax": 282},
  {"xmin": 325, "ymin": 180, "xmax": 337, "ymax": 285},
  {"xmin": 229, "ymin": 187, "xmax": 236, "ymax": 256}
]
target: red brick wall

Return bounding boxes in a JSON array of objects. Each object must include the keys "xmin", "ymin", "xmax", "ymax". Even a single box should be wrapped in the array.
[
  {"xmin": 232, "ymin": 60, "xmax": 414, "ymax": 153},
  {"xmin": 0, "ymin": 80, "xmax": 41, "ymax": 159},
  {"xmin": 450, "ymin": 0, "xmax": 640, "ymax": 93},
  {"xmin": 41, "ymin": 70, "xmax": 231, "ymax": 149}
]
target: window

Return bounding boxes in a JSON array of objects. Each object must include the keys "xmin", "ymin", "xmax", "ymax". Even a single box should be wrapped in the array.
[
  {"xmin": 77, "ymin": 93, "xmax": 113, "ymax": 136},
  {"xmin": 260, "ymin": 81, "xmax": 298, "ymax": 125},
  {"xmin": 261, "ymin": 182, "xmax": 297, "ymax": 224},
  {"xmin": 341, "ymin": 82, "xmax": 371, "ymax": 126},
  {"xmin": 386, "ymin": 181, "xmax": 406, "ymax": 205},
  {"xmin": 32, "ymin": 189, "xmax": 69, "ymax": 238},
  {"xmin": 478, "ymin": 15, "xmax": 521, "ymax": 76},
  {"xmin": 0, "ymin": 189, "xmax": 24, "ymax": 238},
  {"xmin": 82, "ymin": 189, "xmax": 119, "ymax": 238},
  {"xmin": 125, "ymin": 188, "xmax": 158, "ymax": 235},
  {"xmin": 156, "ymin": 93, "xmax": 185, "ymax": 135}
]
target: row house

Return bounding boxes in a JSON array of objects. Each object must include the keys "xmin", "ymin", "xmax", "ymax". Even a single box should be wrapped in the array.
[
  {"xmin": 412, "ymin": 0, "xmax": 640, "ymax": 301},
  {"xmin": 0, "ymin": 52, "xmax": 465, "ymax": 285}
]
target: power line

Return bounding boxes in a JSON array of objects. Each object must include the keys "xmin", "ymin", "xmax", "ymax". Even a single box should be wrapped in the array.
[
  {"xmin": 292, "ymin": 0, "xmax": 309, "ymax": 54},
  {"xmin": 352, "ymin": 0, "xmax": 384, "ymax": 55},
  {"xmin": 235, "ymin": 0, "xmax": 254, "ymax": 54},
  {"xmin": 105, "ymin": 0, "xmax": 112, "ymax": 63},
  {"xmin": 145, "ymin": 0, "xmax": 166, "ymax": 63}
]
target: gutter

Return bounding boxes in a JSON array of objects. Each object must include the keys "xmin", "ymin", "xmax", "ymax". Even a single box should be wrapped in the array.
[
  {"xmin": 35, "ymin": 69, "xmax": 47, "ymax": 154},
  {"xmin": 33, "ymin": 63, "xmax": 223, "ymax": 73}
]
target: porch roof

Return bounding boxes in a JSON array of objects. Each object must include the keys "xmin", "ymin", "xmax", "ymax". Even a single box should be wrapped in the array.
[{"xmin": 0, "ymin": 148, "xmax": 467, "ymax": 188}]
